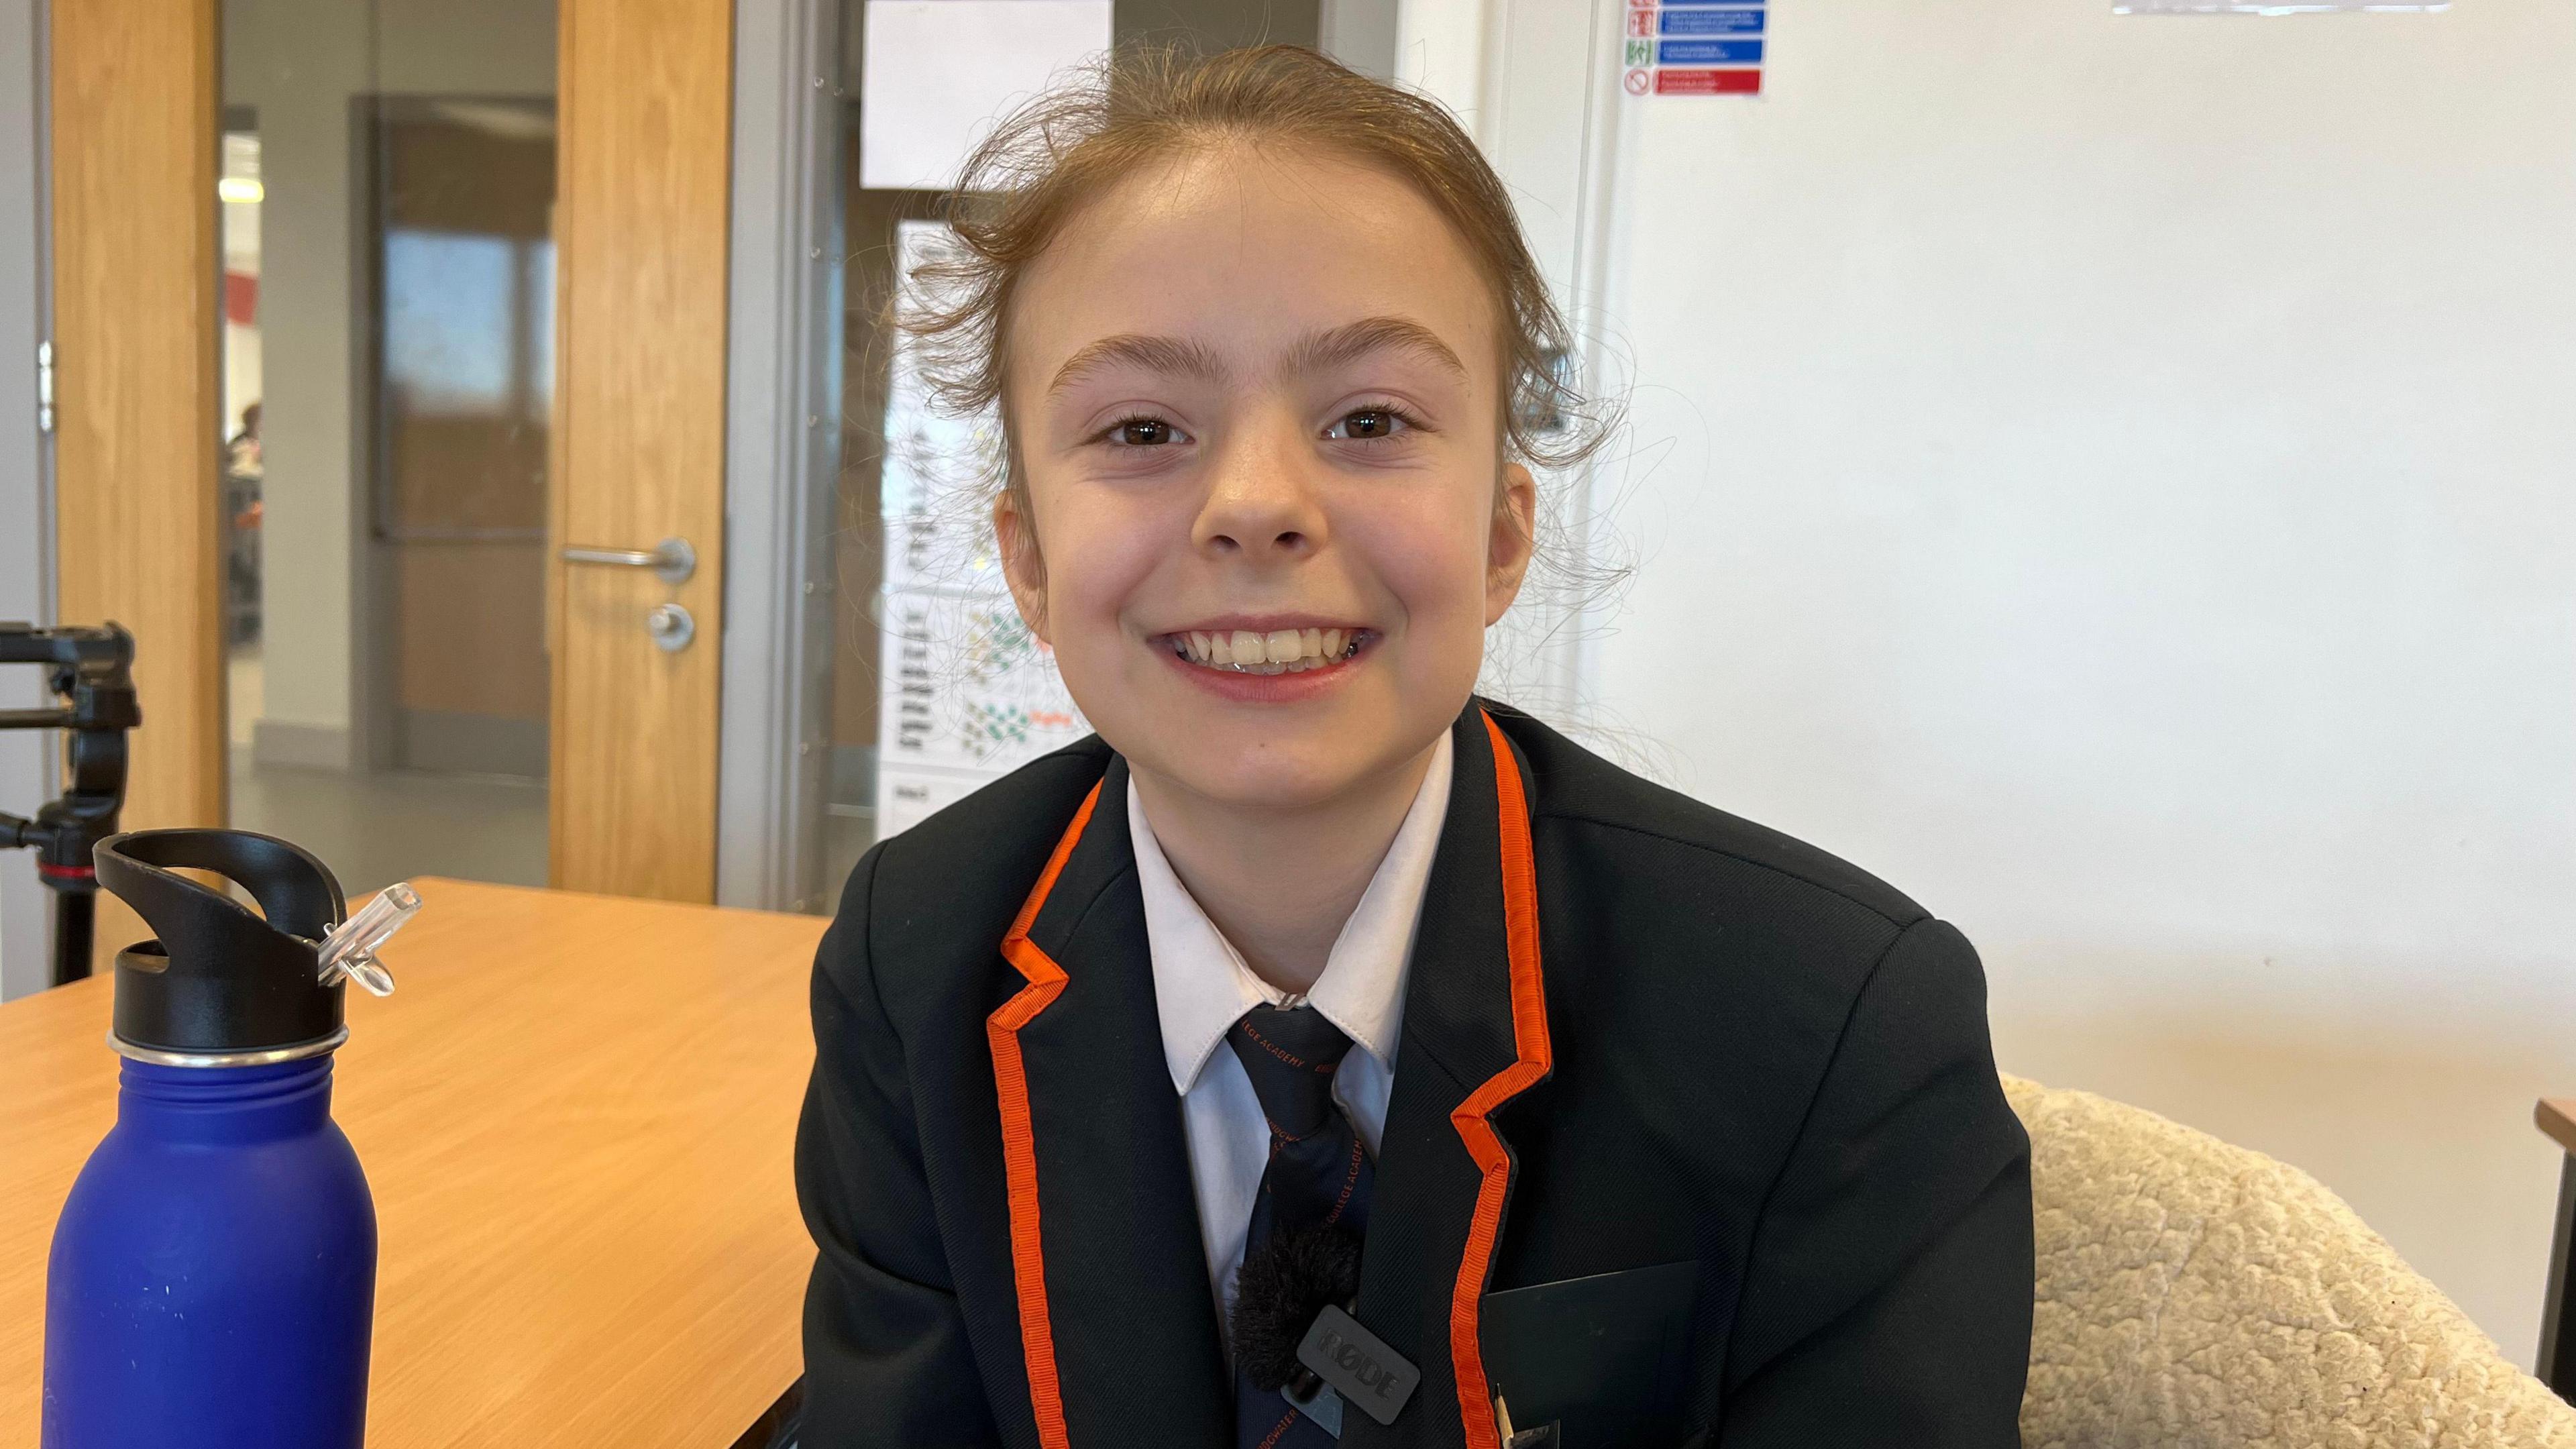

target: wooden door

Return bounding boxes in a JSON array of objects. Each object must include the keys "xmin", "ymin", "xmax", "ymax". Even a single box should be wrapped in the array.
[
  {"xmin": 50, "ymin": 0, "xmax": 224, "ymax": 971},
  {"xmin": 548, "ymin": 0, "xmax": 734, "ymax": 901},
  {"xmin": 47, "ymin": 0, "xmax": 734, "ymax": 943}
]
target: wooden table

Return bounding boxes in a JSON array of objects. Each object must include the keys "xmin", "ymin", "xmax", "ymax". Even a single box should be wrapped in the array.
[
  {"xmin": 2542, "ymin": 1099, "xmax": 2576, "ymax": 1399},
  {"xmin": 1, "ymin": 878, "xmax": 828, "ymax": 1446}
]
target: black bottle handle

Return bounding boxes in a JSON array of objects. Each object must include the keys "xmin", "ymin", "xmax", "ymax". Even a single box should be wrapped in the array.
[{"xmin": 93, "ymin": 828, "xmax": 349, "ymax": 1054}]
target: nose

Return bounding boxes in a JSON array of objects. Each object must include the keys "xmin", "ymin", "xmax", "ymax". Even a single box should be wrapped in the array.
[{"xmin": 1191, "ymin": 421, "xmax": 1328, "ymax": 561}]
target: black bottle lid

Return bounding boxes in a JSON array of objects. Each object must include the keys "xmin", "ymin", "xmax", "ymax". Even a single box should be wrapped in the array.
[{"xmin": 93, "ymin": 828, "xmax": 349, "ymax": 1055}]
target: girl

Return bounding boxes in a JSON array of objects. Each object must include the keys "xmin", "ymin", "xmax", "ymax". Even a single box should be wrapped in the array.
[{"xmin": 797, "ymin": 45, "xmax": 2031, "ymax": 1449}]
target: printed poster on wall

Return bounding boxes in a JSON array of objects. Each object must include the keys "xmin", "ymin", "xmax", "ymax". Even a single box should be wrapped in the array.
[
  {"xmin": 876, "ymin": 588, "xmax": 1088, "ymax": 783},
  {"xmin": 874, "ymin": 220, "xmax": 1091, "ymax": 840},
  {"xmin": 1622, "ymin": 0, "xmax": 1765, "ymax": 97}
]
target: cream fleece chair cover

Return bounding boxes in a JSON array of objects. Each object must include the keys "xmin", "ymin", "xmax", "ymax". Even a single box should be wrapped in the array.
[{"xmin": 2004, "ymin": 1074, "xmax": 2576, "ymax": 1448}]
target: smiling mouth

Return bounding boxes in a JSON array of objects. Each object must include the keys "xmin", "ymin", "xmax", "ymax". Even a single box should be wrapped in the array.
[{"xmin": 1162, "ymin": 627, "xmax": 1373, "ymax": 676}]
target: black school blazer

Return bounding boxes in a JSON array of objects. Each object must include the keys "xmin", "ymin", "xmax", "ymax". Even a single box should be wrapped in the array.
[{"xmin": 796, "ymin": 702, "xmax": 2033, "ymax": 1448}]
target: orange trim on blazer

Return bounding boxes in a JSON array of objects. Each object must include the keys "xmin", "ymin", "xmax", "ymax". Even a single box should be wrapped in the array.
[
  {"xmin": 1446, "ymin": 710, "xmax": 1554, "ymax": 1449},
  {"xmin": 985, "ymin": 709, "xmax": 1549, "ymax": 1449},
  {"xmin": 988, "ymin": 779, "xmax": 1103, "ymax": 1449}
]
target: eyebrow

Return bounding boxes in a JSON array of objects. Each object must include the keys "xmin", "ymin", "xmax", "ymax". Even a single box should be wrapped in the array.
[
  {"xmin": 1045, "ymin": 333, "xmax": 1228, "ymax": 395},
  {"xmin": 1042, "ymin": 315, "xmax": 1468, "ymax": 396},
  {"xmin": 1281, "ymin": 316, "xmax": 1468, "ymax": 383}
]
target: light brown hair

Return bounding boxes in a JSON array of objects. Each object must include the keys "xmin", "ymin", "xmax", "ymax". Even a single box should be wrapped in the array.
[{"xmin": 899, "ymin": 43, "xmax": 1609, "ymax": 505}]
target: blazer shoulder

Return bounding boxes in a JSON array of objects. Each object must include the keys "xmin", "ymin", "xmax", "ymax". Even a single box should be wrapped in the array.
[
  {"xmin": 823, "ymin": 737, "xmax": 1114, "ymax": 1025},
  {"xmin": 1491, "ymin": 704, "xmax": 1931, "ymax": 930}
]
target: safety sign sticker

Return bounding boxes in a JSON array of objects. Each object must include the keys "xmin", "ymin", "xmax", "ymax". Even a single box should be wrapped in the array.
[
  {"xmin": 1660, "ymin": 7, "xmax": 1763, "ymax": 32},
  {"xmin": 1624, "ymin": 0, "xmax": 1764, "ymax": 97}
]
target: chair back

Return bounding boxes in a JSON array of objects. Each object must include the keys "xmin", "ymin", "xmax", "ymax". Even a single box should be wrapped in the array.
[{"xmin": 2005, "ymin": 1074, "xmax": 2576, "ymax": 1448}]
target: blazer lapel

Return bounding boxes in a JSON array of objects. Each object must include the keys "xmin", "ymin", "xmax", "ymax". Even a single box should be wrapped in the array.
[
  {"xmin": 1346, "ymin": 707, "xmax": 1554, "ymax": 1449},
  {"xmin": 989, "ymin": 755, "xmax": 1233, "ymax": 1448}
]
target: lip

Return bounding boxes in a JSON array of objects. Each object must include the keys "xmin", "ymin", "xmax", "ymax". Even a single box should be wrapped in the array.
[{"xmin": 1148, "ymin": 621, "xmax": 1377, "ymax": 704}]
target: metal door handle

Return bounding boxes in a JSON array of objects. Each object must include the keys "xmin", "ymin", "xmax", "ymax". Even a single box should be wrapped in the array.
[{"xmin": 560, "ymin": 536, "xmax": 696, "ymax": 585}]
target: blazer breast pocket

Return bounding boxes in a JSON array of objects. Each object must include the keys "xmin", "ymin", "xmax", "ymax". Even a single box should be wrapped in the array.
[{"xmin": 1479, "ymin": 1260, "xmax": 1700, "ymax": 1448}]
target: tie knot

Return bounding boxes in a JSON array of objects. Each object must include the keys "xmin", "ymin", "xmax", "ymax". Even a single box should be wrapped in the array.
[{"xmin": 1226, "ymin": 1004, "xmax": 1354, "ymax": 1139}]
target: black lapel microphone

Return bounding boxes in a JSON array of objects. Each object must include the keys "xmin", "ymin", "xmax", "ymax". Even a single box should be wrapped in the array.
[
  {"xmin": 1233, "ymin": 1224, "xmax": 1422, "ymax": 1432},
  {"xmin": 1229, "ymin": 1223, "xmax": 1363, "ymax": 1394}
]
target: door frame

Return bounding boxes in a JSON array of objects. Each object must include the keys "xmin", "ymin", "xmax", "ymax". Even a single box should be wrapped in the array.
[
  {"xmin": 716, "ymin": 0, "xmax": 844, "ymax": 914},
  {"xmin": 0, "ymin": 0, "xmax": 53, "ymax": 1000},
  {"xmin": 1467, "ymin": 0, "xmax": 1631, "ymax": 712}
]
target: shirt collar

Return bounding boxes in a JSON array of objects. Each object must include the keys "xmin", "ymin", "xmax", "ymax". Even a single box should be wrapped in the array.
[{"xmin": 1130, "ymin": 729, "xmax": 1455, "ymax": 1097}]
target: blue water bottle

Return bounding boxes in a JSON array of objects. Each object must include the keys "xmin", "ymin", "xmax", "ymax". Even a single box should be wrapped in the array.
[{"xmin": 41, "ymin": 828, "xmax": 413, "ymax": 1449}]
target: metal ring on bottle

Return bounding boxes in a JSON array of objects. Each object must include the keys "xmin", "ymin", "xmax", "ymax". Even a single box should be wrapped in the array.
[{"xmin": 104, "ymin": 1026, "xmax": 350, "ymax": 1069}]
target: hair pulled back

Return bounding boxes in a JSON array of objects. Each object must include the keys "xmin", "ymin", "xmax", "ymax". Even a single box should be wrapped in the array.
[{"xmin": 900, "ymin": 43, "xmax": 1609, "ymax": 492}]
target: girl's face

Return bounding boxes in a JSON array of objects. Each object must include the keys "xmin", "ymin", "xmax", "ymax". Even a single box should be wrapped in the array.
[{"xmin": 998, "ymin": 144, "xmax": 1536, "ymax": 814}]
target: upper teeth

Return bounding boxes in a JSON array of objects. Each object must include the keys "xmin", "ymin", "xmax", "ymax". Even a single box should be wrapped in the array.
[{"xmin": 1175, "ymin": 627, "xmax": 1354, "ymax": 673}]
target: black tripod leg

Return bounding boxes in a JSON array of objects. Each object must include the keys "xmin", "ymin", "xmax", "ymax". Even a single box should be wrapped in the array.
[
  {"xmin": 2544, "ymin": 1153, "xmax": 2576, "ymax": 1399},
  {"xmin": 52, "ymin": 888, "xmax": 93, "ymax": 986}
]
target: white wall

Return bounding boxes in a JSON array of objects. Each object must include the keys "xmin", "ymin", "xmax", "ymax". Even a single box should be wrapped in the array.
[{"xmin": 1584, "ymin": 0, "xmax": 2576, "ymax": 1366}]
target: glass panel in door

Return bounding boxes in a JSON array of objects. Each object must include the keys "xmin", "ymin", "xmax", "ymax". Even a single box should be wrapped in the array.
[{"xmin": 218, "ymin": 0, "xmax": 557, "ymax": 894}]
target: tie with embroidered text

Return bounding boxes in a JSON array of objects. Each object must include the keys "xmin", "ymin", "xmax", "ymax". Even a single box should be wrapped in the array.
[{"xmin": 1229, "ymin": 1004, "xmax": 1373, "ymax": 1448}]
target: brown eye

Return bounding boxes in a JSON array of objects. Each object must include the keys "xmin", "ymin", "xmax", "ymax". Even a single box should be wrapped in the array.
[
  {"xmin": 1328, "ymin": 409, "xmax": 1407, "ymax": 441},
  {"xmin": 1113, "ymin": 419, "xmax": 1175, "ymax": 445}
]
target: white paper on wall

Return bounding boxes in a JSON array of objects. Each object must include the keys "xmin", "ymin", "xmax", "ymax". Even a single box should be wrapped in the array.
[
  {"xmin": 859, "ymin": 0, "xmax": 1115, "ymax": 191},
  {"xmin": 874, "ymin": 763, "xmax": 994, "ymax": 840}
]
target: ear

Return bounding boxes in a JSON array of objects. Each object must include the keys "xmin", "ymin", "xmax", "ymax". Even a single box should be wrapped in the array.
[
  {"xmin": 1484, "ymin": 461, "xmax": 1538, "ymax": 627},
  {"xmin": 994, "ymin": 486, "xmax": 1052, "ymax": 643}
]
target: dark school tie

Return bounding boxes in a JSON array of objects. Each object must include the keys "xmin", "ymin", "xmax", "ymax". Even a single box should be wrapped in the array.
[{"xmin": 1228, "ymin": 1004, "xmax": 1372, "ymax": 1449}]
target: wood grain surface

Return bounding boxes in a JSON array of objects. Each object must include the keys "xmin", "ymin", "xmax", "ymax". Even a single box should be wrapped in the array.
[
  {"xmin": 0, "ymin": 879, "xmax": 827, "ymax": 1446},
  {"xmin": 549, "ymin": 0, "xmax": 735, "ymax": 902},
  {"xmin": 50, "ymin": 0, "xmax": 227, "ymax": 969}
]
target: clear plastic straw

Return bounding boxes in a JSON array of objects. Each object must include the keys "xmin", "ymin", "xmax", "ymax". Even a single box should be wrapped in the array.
[{"xmin": 315, "ymin": 881, "xmax": 419, "ymax": 997}]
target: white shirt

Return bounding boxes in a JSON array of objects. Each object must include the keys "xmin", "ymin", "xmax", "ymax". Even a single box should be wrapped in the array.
[{"xmin": 1127, "ymin": 731, "xmax": 1454, "ymax": 1348}]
